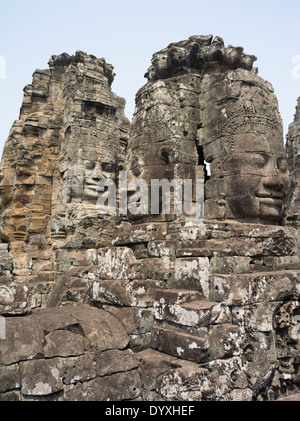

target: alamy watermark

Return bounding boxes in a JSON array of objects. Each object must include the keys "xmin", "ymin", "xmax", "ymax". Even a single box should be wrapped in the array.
[
  {"xmin": 0, "ymin": 56, "xmax": 6, "ymax": 80},
  {"xmin": 96, "ymin": 171, "xmax": 205, "ymax": 219},
  {"xmin": 0, "ymin": 315, "xmax": 6, "ymax": 339},
  {"xmin": 292, "ymin": 55, "xmax": 300, "ymax": 80}
]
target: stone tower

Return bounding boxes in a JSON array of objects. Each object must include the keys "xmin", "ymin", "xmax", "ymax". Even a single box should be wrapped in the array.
[
  {"xmin": 0, "ymin": 51, "xmax": 129, "ymax": 311},
  {"xmin": 286, "ymin": 97, "xmax": 300, "ymax": 240},
  {"xmin": 127, "ymin": 35, "xmax": 290, "ymax": 225}
]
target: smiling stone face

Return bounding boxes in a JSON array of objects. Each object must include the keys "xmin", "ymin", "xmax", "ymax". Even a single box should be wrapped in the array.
[
  {"xmin": 201, "ymin": 68, "xmax": 290, "ymax": 224},
  {"xmin": 67, "ymin": 161, "xmax": 105, "ymax": 203},
  {"xmin": 223, "ymin": 133, "xmax": 290, "ymax": 223},
  {"xmin": 66, "ymin": 159, "xmax": 117, "ymax": 203}
]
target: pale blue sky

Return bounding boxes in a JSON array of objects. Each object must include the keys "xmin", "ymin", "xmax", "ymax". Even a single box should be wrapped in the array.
[{"xmin": 0, "ymin": 0, "xmax": 300, "ymax": 157}]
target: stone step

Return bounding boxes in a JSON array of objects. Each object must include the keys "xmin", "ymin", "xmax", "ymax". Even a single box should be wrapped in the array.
[
  {"xmin": 154, "ymin": 289, "xmax": 229, "ymax": 327},
  {"xmin": 62, "ymin": 286, "xmax": 87, "ymax": 303},
  {"xmin": 155, "ymin": 298, "xmax": 227, "ymax": 327},
  {"xmin": 182, "ymin": 299, "xmax": 230, "ymax": 324},
  {"xmin": 155, "ymin": 288, "xmax": 203, "ymax": 304},
  {"xmin": 151, "ymin": 321, "xmax": 243, "ymax": 364},
  {"xmin": 88, "ymin": 278, "xmax": 164, "ymax": 307},
  {"xmin": 0, "ymin": 243, "xmax": 9, "ymax": 254},
  {"xmin": 175, "ymin": 248, "xmax": 213, "ymax": 258},
  {"xmin": 135, "ymin": 348, "xmax": 212, "ymax": 400},
  {"xmin": 150, "ymin": 324, "xmax": 209, "ymax": 363}
]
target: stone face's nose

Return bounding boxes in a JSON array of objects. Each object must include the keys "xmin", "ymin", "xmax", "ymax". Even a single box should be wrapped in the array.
[
  {"xmin": 256, "ymin": 156, "xmax": 290, "ymax": 201},
  {"xmin": 262, "ymin": 175, "xmax": 285, "ymax": 197}
]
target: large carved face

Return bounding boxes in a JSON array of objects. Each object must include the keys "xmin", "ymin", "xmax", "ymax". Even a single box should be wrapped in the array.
[
  {"xmin": 68, "ymin": 160, "xmax": 103, "ymax": 202},
  {"xmin": 66, "ymin": 159, "xmax": 116, "ymax": 204},
  {"xmin": 222, "ymin": 131, "xmax": 290, "ymax": 223}
]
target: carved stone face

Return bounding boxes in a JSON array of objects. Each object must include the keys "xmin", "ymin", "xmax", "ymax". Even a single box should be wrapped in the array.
[
  {"xmin": 69, "ymin": 161, "xmax": 102, "ymax": 202},
  {"xmin": 222, "ymin": 132, "xmax": 290, "ymax": 223},
  {"xmin": 67, "ymin": 159, "xmax": 116, "ymax": 203}
]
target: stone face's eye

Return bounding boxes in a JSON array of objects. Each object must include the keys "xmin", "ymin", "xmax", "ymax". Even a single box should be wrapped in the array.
[
  {"xmin": 84, "ymin": 160, "xmax": 96, "ymax": 170},
  {"xmin": 246, "ymin": 154, "xmax": 269, "ymax": 169},
  {"xmin": 160, "ymin": 148, "xmax": 174, "ymax": 165},
  {"xmin": 102, "ymin": 162, "xmax": 116, "ymax": 173},
  {"xmin": 277, "ymin": 157, "xmax": 288, "ymax": 173}
]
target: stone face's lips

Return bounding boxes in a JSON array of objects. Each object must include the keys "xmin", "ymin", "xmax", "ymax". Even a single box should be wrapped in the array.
[
  {"xmin": 85, "ymin": 183, "xmax": 98, "ymax": 189},
  {"xmin": 256, "ymin": 192, "xmax": 284, "ymax": 209},
  {"xmin": 256, "ymin": 189, "xmax": 286, "ymax": 205},
  {"xmin": 258, "ymin": 197, "xmax": 283, "ymax": 206},
  {"xmin": 256, "ymin": 191, "xmax": 285, "ymax": 199}
]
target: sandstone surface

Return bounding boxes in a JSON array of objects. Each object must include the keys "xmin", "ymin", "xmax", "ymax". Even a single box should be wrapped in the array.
[{"xmin": 0, "ymin": 36, "xmax": 299, "ymax": 401}]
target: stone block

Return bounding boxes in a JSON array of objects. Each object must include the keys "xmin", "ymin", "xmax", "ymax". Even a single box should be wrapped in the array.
[
  {"xmin": 88, "ymin": 279, "xmax": 134, "ymax": 306},
  {"xmin": 63, "ymin": 305, "xmax": 130, "ymax": 352},
  {"xmin": 103, "ymin": 305, "xmax": 154, "ymax": 336},
  {"xmin": 61, "ymin": 354, "xmax": 96, "ymax": 385},
  {"xmin": 19, "ymin": 358, "xmax": 64, "ymax": 396},
  {"xmin": 97, "ymin": 247, "xmax": 137, "ymax": 280},
  {"xmin": 209, "ymin": 272, "xmax": 298, "ymax": 305},
  {"xmin": 43, "ymin": 330, "xmax": 86, "ymax": 358},
  {"xmin": 0, "ymin": 316, "xmax": 44, "ymax": 365},
  {"xmin": 157, "ymin": 360, "xmax": 214, "ymax": 401},
  {"xmin": 95, "ymin": 349, "xmax": 138, "ymax": 377},
  {"xmin": 150, "ymin": 325, "xmax": 209, "ymax": 363},
  {"xmin": 207, "ymin": 324, "xmax": 245, "ymax": 360},
  {"xmin": 136, "ymin": 349, "xmax": 179, "ymax": 391},
  {"xmin": 0, "ymin": 255, "xmax": 13, "ymax": 276},
  {"xmin": 0, "ymin": 364, "xmax": 20, "ymax": 393},
  {"xmin": 31, "ymin": 307, "xmax": 79, "ymax": 333},
  {"xmin": 0, "ymin": 244, "xmax": 8, "ymax": 254},
  {"xmin": 63, "ymin": 370, "xmax": 141, "ymax": 401},
  {"xmin": 0, "ymin": 276, "xmax": 29, "ymax": 315},
  {"xmin": 141, "ymin": 256, "xmax": 174, "ymax": 281},
  {"xmin": 210, "ymin": 256, "xmax": 251, "ymax": 274},
  {"xmin": 173, "ymin": 257, "xmax": 210, "ymax": 295}
]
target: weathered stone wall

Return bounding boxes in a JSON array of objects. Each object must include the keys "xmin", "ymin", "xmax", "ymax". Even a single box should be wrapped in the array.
[
  {"xmin": 0, "ymin": 304, "xmax": 141, "ymax": 401},
  {"xmin": 0, "ymin": 36, "xmax": 299, "ymax": 402},
  {"xmin": 286, "ymin": 97, "xmax": 300, "ymax": 243},
  {"xmin": 97, "ymin": 220, "xmax": 299, "ymax": 401}
]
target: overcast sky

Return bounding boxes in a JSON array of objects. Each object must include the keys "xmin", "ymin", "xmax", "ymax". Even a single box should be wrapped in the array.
[{"xmin": 0, "ymin": 0, "xmax": 300, "ymax": 158}]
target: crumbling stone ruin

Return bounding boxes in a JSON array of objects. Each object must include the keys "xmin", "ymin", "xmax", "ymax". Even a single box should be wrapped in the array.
[
  {"xmin": 0, "ymin": 35, "xmax": 300, "ymax": 401},
  {"xmin": 286, "ymin": 97, "xmax": 300, "ymax": 240}
]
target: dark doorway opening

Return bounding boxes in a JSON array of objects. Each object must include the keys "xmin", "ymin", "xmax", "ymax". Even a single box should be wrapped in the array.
[{"xmin": 197, "ymin": 146, "xmax": 210, "ymax": 183}]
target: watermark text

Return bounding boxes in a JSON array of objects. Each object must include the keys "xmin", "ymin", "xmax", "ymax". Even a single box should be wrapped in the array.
[{"xmin": 96, "ymin": 172, "xmax": 204, "ymax": 219}]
